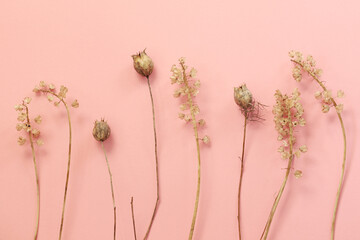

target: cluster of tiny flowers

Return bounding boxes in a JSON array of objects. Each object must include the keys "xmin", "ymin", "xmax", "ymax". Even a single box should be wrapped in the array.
[
  {"xmin": 314, "ymin": 89, "xmax": 344, "ymax": 113},
  {"xmin": 15, "ymin": 97, "xmax": 44, "ymax": 146},
  {"xmin": 170, "ymin": 57, "xmax": 209, "ymax": 144},
  {"xmin": 33, "ymin": 81, "xmax": 79, "ymax": 108},
  {"xmin": 289, "ymin": 51, "xmax": 344, "ymax": 114},
  {"xmin": 273, "ymin": 89, "xmax": 307, "ymax": 164},
  {"xmin": 288, "ymin": 51, "xmax": 323, "ymax": 81}
]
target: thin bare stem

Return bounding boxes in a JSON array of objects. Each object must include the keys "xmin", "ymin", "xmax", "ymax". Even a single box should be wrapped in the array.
[
  {"xmin": 131, "ymin": 197, "xmax": 138, "ymax": 240},
  {"xmin": 41, "ymin": 91, "xmax": 73, "ymax": 240},
  {"xmin": 25, "ymin": 105, "xmax": 40, "ymax": 240},
  {"xmin": 143, "ymin": 76, "xmax": 160, "ymax": 240},
  {"xmin": 178, "ymin": 63, "xmax": 202, "ymax": 240},
  {"xmin": 102, "ymin": 142, "xmax": 116, "ymax": 240},
  {"xmin": 291, "ymin": 59, "xmax": 347, "ymax": 240},
  {"xmin": 238, "ymin": 116, "xmax": 247, "ymax": 240},
  {"xmin": 261, "ymin": 109, "xmax": 294, "ymax": 240}
]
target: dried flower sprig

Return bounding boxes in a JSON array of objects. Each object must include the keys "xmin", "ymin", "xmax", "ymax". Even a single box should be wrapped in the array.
[
  {"xmin": 33, "ymin": 81, "xmax": 78, "ymax": 240},
  {"xmin": 93, "ymin": 119, "xmax": 116, "ymax": 240},
  {"xmin": 171, "ymin": 57, "xmax": 209, "ymax": 240},
  {"xmin": 234, "ymin": 84, "xmax": 264, "ymax": 240},
  {"xmin": 131, "ymin": 49, "xmax": 159, "ymax": 240},
  {"xmin": 289, "ymin": 51, "xmax": 346, "ymax": 240},
  {"xmin": 260, "ymin": 88, "xmax": 306, "ymax": 240},
  {"xmin": 15, "ymin": 97, "xmax": 43, "ymax": 240}
]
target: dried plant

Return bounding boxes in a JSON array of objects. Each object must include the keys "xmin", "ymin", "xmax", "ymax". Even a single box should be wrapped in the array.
[
  {"xmin": 131, "ymin": 197, "xmax": 138, "ymax": 240},
  {"xmin": 170, "ymin": 57, "xmax": 209, "ymax": 239},
  {"xmin": 131, "ymin": 49, "xmax": 159, "ymax": 240},
  {"xmin": 93, "ymin": 119, "xmax": 116, "ymax": 240},
  {"xmin": 33, "ymin": 81, "xmax": 78, "ymax": 240},
  {"xmin": 234, "ymin": 84, "xmax": 264, "ymax": 240},
  {"xmin": 15, "ymin": 97, "xmax": 43, "ymax": 240},
  {"xmin": 289, "ymin": 51, "xmax": 346, "ymax": 240},
  {"xmin": 260, "ymin": 88, "xmax": 307, "ymax": 240}
]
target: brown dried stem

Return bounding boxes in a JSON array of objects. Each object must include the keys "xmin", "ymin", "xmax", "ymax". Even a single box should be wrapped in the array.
[
  {"xmin": 261, "ymin": 108, "xmax": 294, "ymax": 240},
  {"xmin": 24, "ymin": 104, "xmax": 40, "ymax": 240},
  {"xmin": 177, "ymin": 62, "xmax": 202, "ymax": 240},
  {"xmin": 238, "ymin": 116, "xmax": 247, "ymax": 240},
  {"xmin": 143, "ymin": 76, "xmax": 160, "ymax": 240},
  {"xmin": 131, "ymin": 197, "xmax": 138, "ymax": 240},
  {"xmin": 101, "ymin": 141, "xmax": 116, "ymax": 240},
  {"xmin": 291, "ymin": 59, "xmax": 347, "ymax": 240},
  {"xmin": 40, "ymin": 90, "xmax": 73, "ymax": 240}
]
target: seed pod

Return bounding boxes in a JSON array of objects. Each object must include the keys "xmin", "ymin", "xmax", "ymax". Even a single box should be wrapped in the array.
[
  {"xmin": 132, "ymin": 49, "xmax": 154, "ymax": 77},
  {"xmin": 234, "ymin": 84, "xmax": 253, "ymax": 111},
  {"xmin": 93, "ymin": 119, "xmax": 111, "ymax": 142}
]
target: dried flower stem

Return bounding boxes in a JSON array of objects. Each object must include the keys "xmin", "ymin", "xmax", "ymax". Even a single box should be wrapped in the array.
[
  {"xmin": 237, "ymin": 116, "xmax": 247, "ymax": 240},
  {"xmin": 143, "ymin": 76, "xmax": 160, "ymax": 240},
  {"xmin": 24, "ymin": 104, "xmax": 40, "ymax": 240},
  {"xmin": 40, "ymin": 90, "xmax": 72, "ymax": 240},
  {"xmin": 261, "ymin": 108, "xmax": 294, "ymax": 240},
  {"xmin": 131, "ymin": 197, "xmax": 138, "ymax": 240},
  {"xmin": 291, "ymin": 59, "xmax": 347, "ymax": 240},
  {"xmin": 101, "ymin": 142, "xmax": 116, "ymax": 240},
  {"xmin": 176, "ymin": 62, "xmax": 202, "ymax": 240}
]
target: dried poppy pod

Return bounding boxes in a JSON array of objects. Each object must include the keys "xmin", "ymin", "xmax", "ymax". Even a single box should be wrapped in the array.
[
  {"xmin": 132, "ymin": 49, "xmax": 154, "ymax": 77},
  {"xmin": 234, "ymin": 84, "xmax": 253, "ymax": 111},
  {"xmin": 93, "ymin": 119, "xmax": 111, "ymax": 142}
]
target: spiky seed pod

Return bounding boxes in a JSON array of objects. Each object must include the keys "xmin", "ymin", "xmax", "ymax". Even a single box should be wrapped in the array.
[
  {"xmin": 132, "ymin": 49, "xmax": 154, "ymax": 77},
  {"xmin": 234, "ymin": 84, "xmax": 253, "ymax": 111},
  {"xmin": 93, "ymin": 119, "xmax": 111, "ymax": 142}
]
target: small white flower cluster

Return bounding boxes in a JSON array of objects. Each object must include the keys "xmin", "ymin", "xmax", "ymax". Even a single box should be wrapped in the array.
[
  {"xmin": 33, "ymin": 81, "xmax": 79, "ymax": 108},
  {"xmin": 170, "ymin": 57, "xmax": 209, "ymax": 144},
  {"xmin": 289, "ymin": 51, "xmax": 344, "ymax": 114},
  {"xmin": 15, "ymin": 97, "xmax": 44, "ymax": 146},
  {"xmin": 273, "ymin": 89, "xmax": 307, "ymax": 171}
]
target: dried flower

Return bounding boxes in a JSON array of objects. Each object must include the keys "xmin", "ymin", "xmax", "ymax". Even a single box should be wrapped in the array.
[
  {"xmin": 71, "ymin": 99, "xmax": 79, "ymax": 108},
  {"xmin": 202, "ymin": 135, "xmax": 210, "ymax": 144},
  {"xmin": 33, "ymin": 81, "xmax": 78, "ymax": 239},
  {"xmin": 93, "ymin": 119, "xmax": 111, "ymax": 142},
  {"xmin": 289, "ymin": 51, "xmax": 347, "ymax": 239},
  {"xmin": 132, "ymin": 49, "xmax": 154, "ymax": 77},
  {"xmin": 234, "ymin": 85, "xmax": 253, "ymax": 111},
  {"xmin": 34, "ymin": 115, "xmax": 42, "ymax": 124},
  {"xmin": 18, "ymin": 136, "xmax": 26, "ymax": 145},
  {"xmin": 36, "ymin": 139, "xmax": 44, "ymax": 146},
  {"xmin": 170, "ymin": 57, "xmax": 208, "ymax": 239},
  {"xmin": 262, "ymin": 89, "xmax": 307, "ymax": 239},
  {"xmin": 294, "ymin": 170, "xmax": 303, "ymax": 179}
]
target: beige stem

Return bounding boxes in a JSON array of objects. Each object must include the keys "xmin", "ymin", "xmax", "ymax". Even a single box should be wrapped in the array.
[
  {"xmin": 291, "ymin": 59, "xmax": 347, "ymax": 240},
  {"xmin": 131, "ymin": 197, "xmax": 138, "ymax": 240},
  {"xmin": 25, "ymin": 105, "xmax": 40, "ymax": 240},
  {"xmin": 261, "ymin": 108, "xmax": 294, "ymax": 240},
  {"xmin": 102, "ymin": 142, "xmax": 116, "ymax": 240},
  {"xmin": 143, "ymin": 76, "xmax": 160, "ymax": 240},
  {"xmin": 238, "ymin": 116, "xmax": 248, "ymax": 240}
]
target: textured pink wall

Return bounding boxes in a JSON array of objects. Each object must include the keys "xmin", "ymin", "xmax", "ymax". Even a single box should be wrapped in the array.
[{"xmin": 0, "ymin": 0, "xmax": 359, "ymax": 239}]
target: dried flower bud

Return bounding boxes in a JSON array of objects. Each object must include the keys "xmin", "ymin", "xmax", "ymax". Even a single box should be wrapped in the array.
[
  {"xmin": 202, "ymin": 135, "xmax": 210, "ymax": 144},
  {"xmin": 234, "ymin": 85, "xmax": 253, "ymax": 111},
  {"xmin": 294, "ymin": 170, "xmax": 303, "ymax": 179},
  {"xmin": 71, "ymin": 99, "xmax": 79, "ymax": 108},
  {"xmin": 132, "ymin": 49, "xmax": 154, "ymax": 77},
  {"xmin": 93, "ymin": 119, "xmax": 111, "ymax": 142},
  {"xmin": 18, "ymin": 136, "xmax": 26, "ymax": 145}
]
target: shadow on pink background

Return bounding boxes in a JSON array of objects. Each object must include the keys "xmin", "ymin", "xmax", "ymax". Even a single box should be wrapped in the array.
[{"xmin": 0, "ymin": 0, "xmax": 359, "ymax": 239}]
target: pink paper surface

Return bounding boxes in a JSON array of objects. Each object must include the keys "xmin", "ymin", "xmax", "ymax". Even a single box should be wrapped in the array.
[{"xmin": 0, "ymin": 0, "xmax": 359, "ymax": 239}]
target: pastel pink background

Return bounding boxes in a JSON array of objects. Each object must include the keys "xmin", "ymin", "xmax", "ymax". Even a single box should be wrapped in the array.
[{"xmin": 0, "ymin": 0, "xmax": 359, "ymax": 239}]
